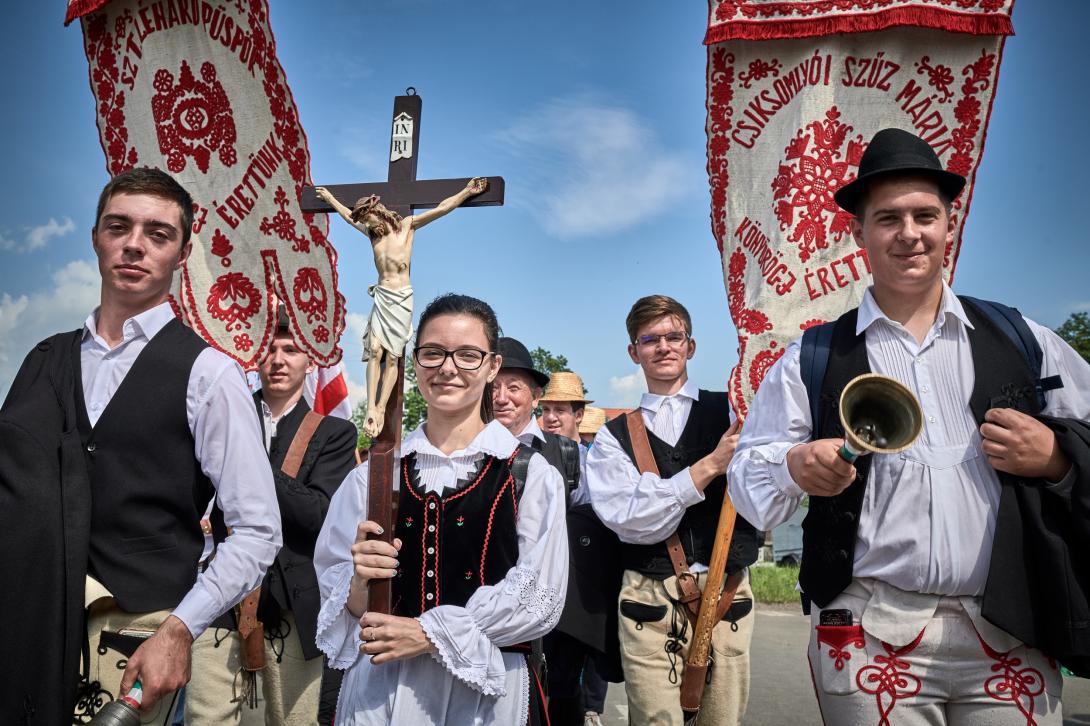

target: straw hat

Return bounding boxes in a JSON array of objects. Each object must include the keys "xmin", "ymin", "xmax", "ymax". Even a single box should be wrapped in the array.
[
  {"xmin": 539, "ymin": 371, "xmax": 592, "ymax": 404},
  {"xmin": 579, "ymin": 406, "xmax": 607, "ymax": 435}
]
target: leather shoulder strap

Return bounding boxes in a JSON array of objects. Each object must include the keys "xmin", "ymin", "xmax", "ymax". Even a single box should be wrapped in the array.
[
  {"xmin": 510, "ymin": 444, "xmax": 535, "ymax": 502},
  {"xmin": 281, "ymin": 410, "xmax": 324, "ymax": 478},
  {"xmin": 624, "ymin": 409, "xmax": 660, "ymax": 476}
]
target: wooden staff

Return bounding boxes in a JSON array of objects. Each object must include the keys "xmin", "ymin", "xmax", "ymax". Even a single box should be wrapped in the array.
[{"xmin": 679, "ymin": 422, "xmax": 742, "ymax": 719}]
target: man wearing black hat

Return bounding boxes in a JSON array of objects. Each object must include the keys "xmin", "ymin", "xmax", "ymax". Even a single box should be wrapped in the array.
[
  {"xmin": 730, "ymin": 128, "xmax": 1090, "ymax": 724},
  {"xmin": 187, "ymin": 309, "xmax": 357, "ymax": 723},
  {"xmin": 492, "ymin": 337, "xmax": 622, "ymax": 726}
]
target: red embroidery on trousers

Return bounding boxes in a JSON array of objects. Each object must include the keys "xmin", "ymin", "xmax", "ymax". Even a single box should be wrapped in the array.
[
  {"xmin": 855, "ymin": 629, "xmax": 925, "ymax": 726},
  {"xmin": 816, "ymin": 624, "xmax": 865, "ymax": 671},
  {"xmin": 977, "ymin": 634, "xmax": 1047, "ymax": 725}
]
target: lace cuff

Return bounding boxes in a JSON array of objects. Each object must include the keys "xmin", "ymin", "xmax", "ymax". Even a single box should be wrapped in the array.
[
  {"xmin": 503, "ymin": 565, "xmax": 564, "ymax": 631},
  {"xmin": 314, "ymin": 562, "xmax": 362, "ymax": 669},
  {"xmin": 418, "ymin": 607, "xmax": 508, "ymax": 696}
]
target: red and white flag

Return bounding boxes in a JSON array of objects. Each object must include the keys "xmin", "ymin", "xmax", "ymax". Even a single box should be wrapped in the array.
[
  {"xmin": 305, "ymin": 363, "xmax": 352, "ymax": 420},
  {"xmin": 705, "ymin": 0, "xmax": 1014, "ymax": 415},
  {"xmin": 69, "ymin": 0, "xmax": 346, "ymax": 369}
]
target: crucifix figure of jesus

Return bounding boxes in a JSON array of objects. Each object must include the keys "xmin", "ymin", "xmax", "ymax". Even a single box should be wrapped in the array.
[
  {"xmin": 314, "ymin": 177, "xmax": 487, "ymax": 437},
  {"xmin": 301, "ymin": 89, "xmax": 504, "ymax": 614}
]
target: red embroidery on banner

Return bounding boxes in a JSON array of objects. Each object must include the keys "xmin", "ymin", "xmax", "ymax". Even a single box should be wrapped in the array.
[
  {"xmin": 800, "ymin": 318, "xmax": 826, "ymax": 331},
  {"xmin": 856, "ymin": 630, "xmax": 925, "ymax": 726},
  {"xmin": 749, "ymin": 341, "xmax": 785, "ymax": 392},
  {"xmin": 151, "ymin": 60, "xmax": 238, "ymax": 174},
  {"xmin": 84, "ymin": 12, "xmax": 139, "ymax": 174},
  {"xmin": 727, "ymin": 250, "xmax": 774, "ymax": 335},
  {"xmin": 771, "ymin": 107, "xmax": 864, "ymax": 262},
  {"xmin": 707, "ymin": 48, "xmax": 737, "ymax": 250},
  {"xmin": 260, "ymin": 186, "xmax": 313, "ymax": 253},
  {"xmin": 211, "ymin": 229, "xmax": 233, "ymax": 267},
  {"xmin": 977, "ymin": 634, "xmax": 1048, "ymax": 725},
  {"xmin": 816, "ymin": 624, "xmax": 865, "ymax": 671},
  {"xmin": 206, "ymin": 272, "xmax": 261, "ymax": 331},
  {"xmin": 313, "ymin": 326, "xmax": 329, "ymax": 343},
  {"xmin": 292, "ymin": 267, "xmax": 328, "ymax": 323},
  {"xmin": 715, "ymin": 0, "xmax": 1007, "ymax": 22},
  {"xmin": 915, "ymin": 56, "xmax": 954, "ymax": 104},
  {"xmin": 233, "ymin": 333, "xmax": 253, "ymax": 352},
  {"xmin": 739, "ymin": 58, "xmax": 782, "ymax": 89}
]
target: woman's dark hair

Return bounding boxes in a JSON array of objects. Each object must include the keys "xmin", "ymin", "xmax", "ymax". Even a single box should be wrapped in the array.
[{"xmin": 416, "ymin": 293, "xmax": 501, "ymax": 422}]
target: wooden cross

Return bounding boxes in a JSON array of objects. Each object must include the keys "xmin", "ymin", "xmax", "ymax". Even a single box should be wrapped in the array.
[{"xmin": 300, "ymin": 89, "xmax": 504, "ymax": 613}]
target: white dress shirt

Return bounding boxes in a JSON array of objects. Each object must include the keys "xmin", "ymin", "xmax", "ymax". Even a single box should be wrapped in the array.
[
  {"xmin": 80, "ymin": 302, "xmax": 281, "ymax": 637},
  {"xmin": 314, "ymin": 420, "xmax": 568, "ymax": 725},
  {"xmin": 587, "ymin": 380, "xmax": 734, "ymax": 572},
  {"xmin": 729, "ymin": 283, "xmax": 1090, "ymax": 599},
  {"xmin": 516, "ymin": 416, "xmax": 546, "ymax": 447}
]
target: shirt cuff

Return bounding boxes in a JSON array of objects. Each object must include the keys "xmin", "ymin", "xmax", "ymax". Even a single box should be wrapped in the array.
[
  {"xmin": 171, "ymin": 586, "xmax": 218, "ymax": 640},
  {"xmin": 674, "ymin": 467, "xmax": 706, "ymax": 508},
  {"xmin": 768, "ymin": 443, "xmax": 807, "ymax": 498},
  {"xmin": 1043, "ymin": 464, "xmax": 1075, "ymax": 497}
]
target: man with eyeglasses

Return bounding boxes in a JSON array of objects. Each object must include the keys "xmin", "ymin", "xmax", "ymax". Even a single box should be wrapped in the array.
[{"xmin": 586, "ymin": 294, "xmax": 757, "ymax": 726}]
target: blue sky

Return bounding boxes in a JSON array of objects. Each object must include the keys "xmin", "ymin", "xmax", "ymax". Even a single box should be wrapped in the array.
[{"xmin": 1, "ymin": 2, "xmax": 1087, "ymax": 406}]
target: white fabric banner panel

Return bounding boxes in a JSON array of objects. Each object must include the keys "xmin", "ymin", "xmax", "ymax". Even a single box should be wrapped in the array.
[
  {"xmin": 69, "ymin": 0, "xmax": 345, "ymax": 369},
  {"xmin": 704, "ymin": 0, "xmax": 1013, "ymax": 415}
]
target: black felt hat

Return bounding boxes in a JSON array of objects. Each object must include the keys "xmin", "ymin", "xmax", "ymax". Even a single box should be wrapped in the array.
[
  {"xmin": 497, "ymin": 337, "xmax": 550, "ymax": 389},
  {"xmin": 275, "ymin": 303, "xmax": 290, "ymax": 332},
  {"xmin": 834, "ymin": 128, "xmax": 966, "ymax": 216}
]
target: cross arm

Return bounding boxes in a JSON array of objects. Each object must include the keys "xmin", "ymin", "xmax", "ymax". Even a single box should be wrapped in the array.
[{"xmin": 300, "ymin": 176, "xmax": 505, "ymax": 214}]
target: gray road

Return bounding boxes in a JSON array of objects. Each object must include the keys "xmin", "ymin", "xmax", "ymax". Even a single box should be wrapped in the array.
[{"xmin": 599, "ymin": 606, "xmax": 1090, "ymax": 725}]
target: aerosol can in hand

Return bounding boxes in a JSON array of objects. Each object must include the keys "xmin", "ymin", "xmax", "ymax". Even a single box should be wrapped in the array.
[{"xmin": 88, "ymin": 681, "xmax": 143, "ymax": 726}]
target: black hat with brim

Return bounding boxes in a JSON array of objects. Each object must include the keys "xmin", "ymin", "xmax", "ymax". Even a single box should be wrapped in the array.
[
  {"xmin": 834, "ymin": 128, "xmax": 966, "ymax": 216},
  {"xmin": 497, "ymin": 336, "xmax": 550, "ymax": 389}
]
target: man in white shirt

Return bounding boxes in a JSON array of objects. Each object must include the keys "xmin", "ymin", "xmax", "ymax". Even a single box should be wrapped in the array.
[
  {"xmin": 730, "ymin": 128, "xmax": 1090, "ymax": 724},
  {"xmin": 586, "ymin": 295, "xmax": 754, "ymax": 726},
  {"xmin": 1, "ymin": 168, "xmax": 281, "ymax": 721}
]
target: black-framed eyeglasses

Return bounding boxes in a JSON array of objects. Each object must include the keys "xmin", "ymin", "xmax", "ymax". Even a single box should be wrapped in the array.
[
  {"xmin": 636, "ymin": 331, "xmax": 689, "ymax": 348},
  {"xmin": 413, "ymin": 346, "xmax": 493, "ymax": 370}
]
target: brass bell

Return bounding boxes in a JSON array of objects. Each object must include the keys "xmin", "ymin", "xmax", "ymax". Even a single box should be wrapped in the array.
[{"xmin": 837, "ymin": 373, "xmax": 923, "ymax": 462}]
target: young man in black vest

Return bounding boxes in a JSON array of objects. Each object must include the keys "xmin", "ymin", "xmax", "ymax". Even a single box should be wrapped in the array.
[
  {"xmin": 586, "ymin": 295, "xmax": 756, "ymax": 726},
  {"xmin": 0, "ymin": 168, "xmax": 282, "ymax": 721},
  {"xmin": 730, "ymin": 128, "xmax": 1090, "ymax": 724},
  {"xmin": 186, "ymin": 308, "xmax": 357, "ymax": 723}
]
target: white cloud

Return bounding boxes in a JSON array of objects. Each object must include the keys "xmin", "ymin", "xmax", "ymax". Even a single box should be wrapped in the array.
[
  {"xmin": 0, "ymin": 217, "xmax": 77, "ymax": 254},
  {"xmin": 494, "ymin": 94, "xmax": 696, "ymax": 238},
  {"xmin": 608, "ymin": 367, "xmax": 646, "ymax": 407},
  {"xmin": 26, "ymin": 217, "xmax": 76, "ymax": 252},
  {"xmin": 0, "ymin": 260, "xmax": 100, "ymax": 396}
]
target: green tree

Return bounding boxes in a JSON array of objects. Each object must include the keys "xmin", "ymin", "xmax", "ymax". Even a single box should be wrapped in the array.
[
  {"xmin": 403, "ymin": 364, "xmax": 427, "ymax": 433},
  {"xmin": 349, "ymin": 400, "xmax": 373, "ymax": 451},
  {"xmin": 1056, "ymin": 312, "xmax": 1090, "ymax": 363},
  {"xmin": 530, "ymin": 347, "xmax": 570, "ymax": 377}
]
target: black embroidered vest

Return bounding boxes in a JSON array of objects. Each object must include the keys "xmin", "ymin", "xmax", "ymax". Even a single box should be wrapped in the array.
[
  {"xmin": 393, "ymin": 450, "xmax": 522, "ymax": 617},
  {"xmin": 74, "ymin": 317, "xmax": 215, "ymax": 613},
  {"xmin": 799, "ymin": 300, "xmax": 1042, "ymax": 608},
  {"xmin": 606, "ymin": 391, "xmax": 758, "ymax": 579}
]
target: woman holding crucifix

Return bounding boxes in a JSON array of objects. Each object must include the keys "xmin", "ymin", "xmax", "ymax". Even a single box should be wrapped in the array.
[{"xmin": 313, "ymin": 293, "xmax": 568, "ymax": 725}]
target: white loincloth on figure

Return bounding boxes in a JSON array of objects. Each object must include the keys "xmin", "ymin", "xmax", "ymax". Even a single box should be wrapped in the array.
[{"xmin": 362, "ymin": 284, "xmax": 413, "ymax": 361}]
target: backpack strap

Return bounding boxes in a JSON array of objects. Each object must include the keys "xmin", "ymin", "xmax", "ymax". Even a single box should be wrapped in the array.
[
  {"xmin": 510, "ymin": 443, "xmax": 535, "ymax": 503},
  {"xmin": 800, "ymin": 322, "xmax": 837, "ymax": 430},
  {"xmin": 959, "ymin": 296, "xmax": 1063, "ymax": 409}
]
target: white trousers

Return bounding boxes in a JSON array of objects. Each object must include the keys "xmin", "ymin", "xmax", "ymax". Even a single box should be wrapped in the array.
[{"xmin": 808, "ymin": 596, "xmax": 1063, "ymax": 725}]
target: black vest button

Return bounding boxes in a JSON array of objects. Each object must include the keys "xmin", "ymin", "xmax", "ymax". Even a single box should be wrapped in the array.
[
  {"xmin": 686, "ymin": 556, "xmax": 694, "ymax": 565},
  {"xmin": 86, "ymin": 443, "xmax": 96, "ymax": 452},
  {"xmin": 579, "ymin": 536, "xmax": 591, "ymax": 547},
  {"xmin": 836, "ymin": 548, "xmax": 849, "ymax": 561},
  {"xmin": 672, "ymin": 452, "xmax": 682, "ymax": 462},
  {"xmin": 842, "ymin": 512, "xmax": 856, "ymax": 524}
]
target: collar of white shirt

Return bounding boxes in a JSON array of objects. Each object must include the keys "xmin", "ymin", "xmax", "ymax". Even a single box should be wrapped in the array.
[
  {"xmin": 639, "ymin": 379, "xmax": 700, "ymax": 414},
  {"xmin": 82, "ymin": 301, "xmax": 177, "ymax": 346},
  {"xmin": 402, "ymin": 419, "xmax": 519, "ymax": 461},
  {"xmin": 517, "ymin": 416, "xmax": 546, "ymax": 445},
  {"xmin": 855, "ymin": 282, "xmax": 974, "ymax": 337}
]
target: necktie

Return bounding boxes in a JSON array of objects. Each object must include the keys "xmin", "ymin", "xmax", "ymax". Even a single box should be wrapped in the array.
[{"xmin": 656, "ymin": 396, "xmax": 678, "ymax": 445}]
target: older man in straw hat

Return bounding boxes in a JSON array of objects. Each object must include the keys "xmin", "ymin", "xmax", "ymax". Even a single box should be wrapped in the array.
[{"xmin": 539, "ymin": 371, "xmax": 624, "ymax": 726}]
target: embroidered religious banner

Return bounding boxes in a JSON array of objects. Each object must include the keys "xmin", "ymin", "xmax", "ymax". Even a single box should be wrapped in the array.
[
  {"xmin": 705, "ymin": 0, "xmax": 1013, "ymax": 415},
  {"xmin": 67, "ymin": 0, "xmax": 346, "ymax": 368}
]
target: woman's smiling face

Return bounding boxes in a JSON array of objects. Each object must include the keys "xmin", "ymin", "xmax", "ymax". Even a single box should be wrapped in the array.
[{"xmin": 413, "ymin": 313, "xmax": 500, "ymax": 417}]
